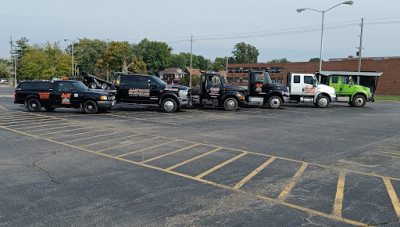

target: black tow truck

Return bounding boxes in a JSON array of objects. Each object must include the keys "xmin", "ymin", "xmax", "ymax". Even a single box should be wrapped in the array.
[
  {"xmin": 191, "ymin": 72, "xmax": 246, "ymax": 111},
  {"xmin": 14, "ymin": 79, "xmax": 116, "ymax": 114},
  {"xmin": 111, "ymin": 73, "xmax": 191, "ymax": 112},
  {"xmin": 245, "ymin": 70, "xmax": 290, "ymax": 109},
  {"xmin": 80, "ymin": 71, "xmax": 112, "ymax": 90}
]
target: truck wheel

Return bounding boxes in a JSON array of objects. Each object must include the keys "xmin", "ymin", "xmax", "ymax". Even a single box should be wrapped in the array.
[
  {"xmin": 83, "ymin": 100, "xmax": 99, "ymax": 114},
  {"xmin": 224, "ymin": 97, "xmax": 238, "ymax": 111},
  {"xmin": 89, "ymin": 82, "xmax": 98, "ymax": 89},
  {"xmin": 101, "ymin": 83, "xmax": 109, "ymax": 90},
  {"xmin": 161, "ymin": 98, "xmax": 177, "ymax": 113},
  {"xmin": 352, "ymin": 95, "xmax": 366, "ymax": 107},
  {"xmin": 268, "ymin": 96, "xmax": 282, "ymax": 109},
  {"xmin": 316, "ymin": 96, "xmax": 329, "ymax": 108},
  {"xmin": 26, "ymin": 98, "xmax": 42, "ymax": 112}
]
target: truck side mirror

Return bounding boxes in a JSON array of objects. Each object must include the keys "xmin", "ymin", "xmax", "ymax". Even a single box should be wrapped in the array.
[{"xmin": 312, "ymin": 79, "xmax": 317, "ymax": 87}]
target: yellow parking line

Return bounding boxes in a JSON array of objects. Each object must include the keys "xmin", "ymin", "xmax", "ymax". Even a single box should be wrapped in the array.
[
  {"xmin": 97, "ymin": 136, "xmax": 160, "ymax": 153},
  {"xmin": 166, "ymin": 147, "xmax": 223, "ymax": 171},
  {"xmin": 332, "ymin": 171, "xmax": 346, "ymax": 217},
  {"xmin": 63, "ymin": 131, "xmax": 120, "ymax": 143},
  {"xmin": 0, "ymin": 118, "xmax": 53, "ymax": 126},
  {"xmin": 80, "ymin": 133, "xmax": 142, "ymax": 147},
  {"xmin": 0, "ymin": 115, "xmax": 43, "ymax": 120},
  {"xmin": 140, "ymin": 143, "xmax": 200, "ymax": 164},
  {"xmin": 13, "ymin": 122, "xmax": 67, "ymax": 130},
  {"xmin": 27, "ymin": 125, "xmax": 76, "ymax": 133},
  {"xmin": 117, "ymin": 139, "xmax": 177, "ymax": 158},
  {"xmin": 0, "ymin": 105, "xmax": 7, "ymax": 110},
  {"xmin": 48, "ymin": 128, "xmax": 109, "ymax": 139},
  {"xmin": 233, "ymin": 157, "xmax": 277, "ymax": 190},
  {"xmin": 40, "ymin": 127, "xmax": 86, "ymax": 136},
  {"xmin": 277, "ymin": 163, "xmax": 308, "ymax": 201},
  {"xmin": 382, "ymin": 151, "xmax": 400, "ymax": 157},
  {"xmin": 104, "ymin": 113, "xmax": 181, "ymax": 126},
  {"xmin": 383, "ymin": 177, "xmax": 400, "ymax": 219},
  {"xmin": 195, "ymin": 152, "xmax": 247, "ymax": 179}
]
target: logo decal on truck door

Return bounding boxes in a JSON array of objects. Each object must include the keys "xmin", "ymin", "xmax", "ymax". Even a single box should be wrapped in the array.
[
  {"xmin": 39, "ymin": 92, "xmax": 50, "ymax": 99},
  {"xmin": 61, "ymin": 93, "xmax": 71, "ymax": 104},
  {"xmin": 128, "ymin": 88, "xmax": 150, "ymax": 97},
  {"xmin": 304, "ymin": 87, "xmax": 316, "ymax": 94}
]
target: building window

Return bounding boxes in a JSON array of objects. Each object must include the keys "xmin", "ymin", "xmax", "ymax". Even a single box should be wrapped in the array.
[
  {"xmin": 235, "ymin": 67, "xmax": 242, "ymax": 73},
  {"xmin": 270, "ymin": 67, "xmax": 282, "ymax": 73},
  {"xmin": 227, "ymin": 77, "xmax": 233, "ymax": 83},
  {"xmin": 228, "ymin": 68, "xmax": 234, "ymax": 73},
  {"xmin": 243, "ymin": 67, "xmax": 250, "ymax": 73},
  {"xmin": 261, "ymin": 67, "xmax": 269, "ymax": 72},
  {"xmin": 252, "ymin": 67, "xmax": 260, "ymax": 71}
]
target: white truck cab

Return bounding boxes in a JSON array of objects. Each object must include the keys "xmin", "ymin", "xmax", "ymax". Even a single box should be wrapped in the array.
[{"xmin": 287, "ymin": 72, "xmax": 336, "ymax": 108}]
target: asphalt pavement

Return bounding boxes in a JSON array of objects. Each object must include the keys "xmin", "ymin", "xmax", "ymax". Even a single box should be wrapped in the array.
[{"xmin": 0, "ymin": 86, "xmax": 399, "ymax": 226}]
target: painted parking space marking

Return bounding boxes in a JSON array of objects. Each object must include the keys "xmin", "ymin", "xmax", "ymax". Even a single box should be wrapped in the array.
[
  {"xmin": 104, "ymin": 113, "xmax": 181, "ymax": 126},
  {"xmin": 63, "ymin": 131, "xmax": 121, "ymax": 143},
  {"xmin": 1, "ymin": 110, "xmax": 400, "ymax": 226},
  {"xmin": 79, "ymin": 133, "xmax": 142, "ymax": 148}
]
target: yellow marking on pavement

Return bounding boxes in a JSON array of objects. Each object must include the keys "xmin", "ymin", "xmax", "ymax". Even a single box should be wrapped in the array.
[
  {"xmin": 79, "ymin": 133, "xmax": 142, "ymax": 147},
  {"xmin": 195, "ymin": 152, "xmax": 247, "ymax": 179},
  {"xmin": 383, "ymin": 177, "xmax": 400, "ymax": 219},
  {"xmin": 27, "ymin": 124, "xmax": 76, "ymax": 133},
  {"xmin": 333, "ymin": 171, "xmax": 346, "ymax": 217},
  {"xmin": 382, "ymin": 151, "xmax": 400, "ymax": 157},
  {"xmin": 140, "ymin": 143, "xmax": 200, "ymax": 164},
  {"xmin": 0, "ymin": 104, "xmax": 7, "ymax": 110},
  {"xmin": 40, "ymin": 127, "xmax": 86, "ymax": 136},
  {"xmin": 277, "ymin": 163, "xmax": 308, "ymax": 200},
  {"xmin": 104, "ymin": 113, "xmax": 181, "ymax": 126},
  {"xmin": 63, "ymin": 131, "xmax": 120, "ymax": 143},
  {"xmin": 48, "ymin": 128, "xmax": 110, "ymax": 139},
  {"xmin": 166, "ymin": 147, "xmax": 223, "ymax": 170},
  {"xmin": 0, "ymin": 125, "xmax": 378, "ymax": 226},
  {"xmin": 117, "ymin": 139, "xmax": 177, "ymax": 158},
  {"xmin": 0, "ymin": 117, "xmax": 54, "ymax": 126},
  {"xmin": 13, "ymin": 122, "xmax": 67, "ymax": 130},
  {"xmin": 0, "ymin": 115, "xmax": 45, "ymax": 120},
  {"xmin": 233, "ymin": 157, "xmax": 277, "ymax": 190},
  {"xmin": 96, "ymin": 136, "xmax": 160, "ymax": 153},
  {"xmin": 0, "ymin": 95, "xmax": 14, "ymax": 98}
]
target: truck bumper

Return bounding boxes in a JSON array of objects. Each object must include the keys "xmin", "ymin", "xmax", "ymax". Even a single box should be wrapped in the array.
[
  {"xmin": 283, "ymin": 96, "xmax": 290, "ymax": 103},
  {"xmin": 331, "ymin": 96, "xmax": 337, "ymax": 102},
  {"xmin": 367, "ymin": 96, "xmax": 374, "ymax": 102},
  {"xmin": 97, "ymin": 100, "xmax": 116, "ymax": 109},
  {"xmin": 178, "ymin": 97, "xmax": 191, "ymax": 107}
]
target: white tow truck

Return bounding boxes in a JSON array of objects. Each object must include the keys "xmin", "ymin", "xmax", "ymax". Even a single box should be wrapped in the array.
[{"xmin": 286, "ymin": 72, "xmax": 336, "ymax": 108}]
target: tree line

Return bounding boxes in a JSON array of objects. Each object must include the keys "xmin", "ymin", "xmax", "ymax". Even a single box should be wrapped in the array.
[{"xmin": 0, "ymin": 37, "xmax": 321, "ymax": 81}]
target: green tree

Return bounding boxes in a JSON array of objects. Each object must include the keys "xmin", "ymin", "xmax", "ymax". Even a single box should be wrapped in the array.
[
  {"xmin": 309, "ymin": 58, "xmax": 321, "ymax": 62},
  {"xmin": 229, "ymin": 42, "xmax": 259, "ymax": 64},
  {"xmin": 15, "ymin": 37, "xmax": 29, "ymax": 59},
  {"xmin": 74, "ymin": 39, "xmax": 107, "ymax": 75},
  {"xmin": 19, "ymin": 42, "xmax": 70, "ymax": 80},
  {"xmin": 170, "ymin": 53, "xmax": 188, "ymax": 69},
  {"xmin": 179, "ymin": 74, "xmax": 200, "ymax": 87},
  {"xmin": 212, "ymin": 57, "xmax": 227, "ymax": 72},
  {"xmin": 0, "ymin": 58, "xmax": 11, "ymax": 78},
  {"xmin": 136, "ymin": 39, "xmax": 172, "ymax": 75},
  {"xmin": 268, "ymin": 58, "xmax": 290, "ymax": 63}
]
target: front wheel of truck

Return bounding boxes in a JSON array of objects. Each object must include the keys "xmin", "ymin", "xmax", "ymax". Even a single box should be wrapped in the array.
[
  {"xmin": 316, "ymin": 96, "xmax": 329, "ymax": 108},
  {"xmin": 83, "ymin": 100, "xmax": 99, "ymax": 114},
  {"xmin": 224, "ymin": 97, "xmax": 238, "ymax": 111},
  {"xmin": 352, "ymin": 95, "xmax": 366, "ymax": 107},
  {"xmin": 161, "ymin": 98, "xmax": 178, "ymax": 113},
  {"xmin": 268, "ymin": 96, "xmax": 282, "ymax": 109}
]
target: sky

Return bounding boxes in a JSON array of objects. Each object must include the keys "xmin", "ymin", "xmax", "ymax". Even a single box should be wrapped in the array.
[{"xmin": 1, "ymin": 0, "xmax": 400, "ymax": 63}]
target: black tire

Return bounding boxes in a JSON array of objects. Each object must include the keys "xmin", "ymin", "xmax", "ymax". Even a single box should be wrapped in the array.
[
  {"xmin": 101, "ymin": 83, "xmax": 109, "ymax": 90},
  {"xmin": 316, "ymin": 96, "xmax": 330, "ymax": 108},
  {"xmin": 268, "ymin": 96, "xmax": 282, "ymax": 109},
  {"xmin": 83, "ymin": 100, "xmax": 99, "ymax": 114},
  {"xmin": 161, "ymin": 98, "xmax": 177, "ymax": 113},
  {"xmin": 352, "ymin": 95, "xmax": 366, "ymax": 107},
  {"xmin": 348, "ymin": 101, "xmax": 354, "ymax": 107},
  {"xmin": 26, "ymin": 98, "xmax": 41, "ymax": 112},
  {"xmin": 223, "ymin": 97, "xmax": 238, "ymax": 111},
  {"xmin": 44, "ymin": 106, "xmax": 55, "ymax": 112},
  {"xmin": 89, "ymin": 82, "xmax": 98, "ymax": 89}
]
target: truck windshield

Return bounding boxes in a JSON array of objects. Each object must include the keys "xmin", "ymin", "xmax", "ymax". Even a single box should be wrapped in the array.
[
  {"xmin": 151, "ymin": 76, "xmax": 167, "ymax": 86},
  {"xmin": 73, "ymin": 81, "xmax": 89, "ymax": 91},
  {"xmin": 254, "ymin": 73, "xmax": 272, "ymax": 84}
]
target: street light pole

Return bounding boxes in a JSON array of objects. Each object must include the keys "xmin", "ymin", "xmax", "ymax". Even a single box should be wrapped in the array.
[
  {"xmin": 64, "ymin": 38, "xmax": 80, "ymax": 76},
  {"xmin": 297, "ymin": 1, "xmax": 354, "ymax": 73}
]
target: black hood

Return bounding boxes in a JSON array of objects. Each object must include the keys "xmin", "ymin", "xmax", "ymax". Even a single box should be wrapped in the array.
[{"xmin": 165, "ymin": 85, "xmax": 190, "ymax": 90}]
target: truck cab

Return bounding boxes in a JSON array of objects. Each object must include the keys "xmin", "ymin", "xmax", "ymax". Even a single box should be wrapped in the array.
[
  {"xmin": 287, "ymin": 72, "xmax": 336, "ymax": 108},
  {"xmin": 246, "ymin": 71, "xmax": 289, "ymax": 108},
  {"xmin": 191, "ymin": 73, "xmax": 246, "ymax": 111},
  {"xmin": 111, "ymin": 73, "xmax": 190, "ymax": 112},
  {"xmin": 318, "ymin": 71, "xmax": 382, "ymax": 107}
]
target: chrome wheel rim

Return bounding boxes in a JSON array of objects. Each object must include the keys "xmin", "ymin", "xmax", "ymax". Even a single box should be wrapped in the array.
[
  {"xmin": 226, "ymin": 99, "xmax": 236, "ymax": 110},
  {"xmin": 270, "ymin": 98, "xmax": 281, "ymax": 108},
  {"xmin": 164, "ymin": 101, "xmax": 175, "ymax": 112},
  {"xmin": 355, "ymin": 97, "xmax": 364, "ymax": 106},
  {"xmin": 319, "ymin": 98, "xmax": 328, "ymax": 107}
]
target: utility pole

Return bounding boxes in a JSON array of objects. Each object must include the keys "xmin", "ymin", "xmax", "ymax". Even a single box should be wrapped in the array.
[
  {"xmin": 357, "ymin": 18, "xmax": 364, "ymax": 73},
  {"xmin": 189, "ymin": 35, "xmax": 193, "ymax": 88},
  {"xmin": 106, "ymin": 38, "xmax": 110, "ymax": 82},
  {"xmin": 9, "ymin": 36, "xmax": 17, "ymax": 87}
]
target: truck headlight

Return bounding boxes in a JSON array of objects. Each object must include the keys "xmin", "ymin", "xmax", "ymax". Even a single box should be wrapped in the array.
[
  {"xmin": 178, "ymin": 90, "xmax": 188, "ymax": 97},
  {"xmin": 100, "ymin": 96, "xmax": 108, "ymax": 100}
]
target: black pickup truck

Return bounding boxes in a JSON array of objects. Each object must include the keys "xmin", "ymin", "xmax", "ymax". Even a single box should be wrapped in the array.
[
  {"xmin": 14, "ymin": 80, "xmax": 116, "ymax": 114},
  {"xmin": 111, "ymin": 73, "xmax": 190, "ymax": 112}
]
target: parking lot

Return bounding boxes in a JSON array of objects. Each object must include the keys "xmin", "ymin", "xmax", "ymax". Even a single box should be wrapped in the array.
[{"xmin": 1, "ymin": 87, "xmax": 400, "ymax": 226}]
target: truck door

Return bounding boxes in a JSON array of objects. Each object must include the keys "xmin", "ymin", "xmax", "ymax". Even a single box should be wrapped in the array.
[
  {"xmin": 206, "ymin": 75, "xmax": 222, "ymax": 100},
  {"xmin": 330, "ymin": 76, "xmax": 341, "ymax": 94},
  {"xmin": 339, "ymin": 76, "xmax": 355, "ymax": 95},
  {"xmin": 303, "ymin": 75, "xmax": 316, "ymax": 96},
  {"xmin": 120, "ymin": 75, "xmax": 140, "ymax": 103},
  {"xmin": 51, "ymin": 81, "xmax": 75, "ymax": 107},
  {"xmin": 289, "ymin": 74, "xmax": 303, "ymax": 96},
  {"xmin": 138, "ymin": 76, "xmax": 151, "ymax": 103}
]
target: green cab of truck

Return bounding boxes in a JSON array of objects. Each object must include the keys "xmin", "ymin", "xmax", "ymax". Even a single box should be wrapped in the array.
[{"xmin": 318, "ymin": 71, "xmax": 382, "ymax": 107}]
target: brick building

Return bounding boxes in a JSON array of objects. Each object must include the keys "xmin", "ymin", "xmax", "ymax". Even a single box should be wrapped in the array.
[
  {"xmin": 159, "ymin": 68, "xmax": 186, "ymax": 84},
  {"xmin": 227, "ymin": 56, "xmax": 400, "ymax": 95}
]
